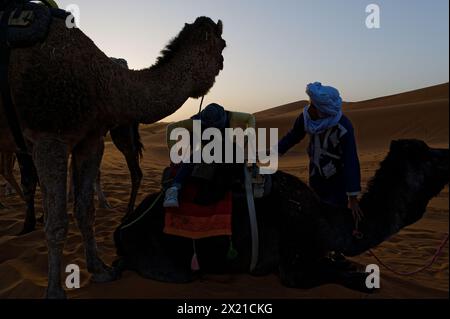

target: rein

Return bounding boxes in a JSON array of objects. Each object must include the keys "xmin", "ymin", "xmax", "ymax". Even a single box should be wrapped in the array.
[
  {"xmin": 369, "ymin": 233, "xmax": 449, "ymax": 276},
  {"xmin": 198, "ymin": 95, "xmax": 205, "ymax": 115},
  {"xmin": 352, "ymin": 223, "xmax": 449, "ymax": 276}
]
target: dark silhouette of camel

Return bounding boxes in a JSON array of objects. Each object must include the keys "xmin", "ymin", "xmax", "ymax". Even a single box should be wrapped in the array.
[{"xmin": 114, "ymin": 139, "xmax": 448, "ymax": 292}]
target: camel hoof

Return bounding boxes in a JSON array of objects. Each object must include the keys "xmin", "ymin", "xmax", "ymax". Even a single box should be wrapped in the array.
[
  {"xmin": 90, "ymin": 265, "xmax": 120, "ymax": 283},
  {"xmin": 45, "ymin": 287, "xmax": 67, "ymax": 299}
]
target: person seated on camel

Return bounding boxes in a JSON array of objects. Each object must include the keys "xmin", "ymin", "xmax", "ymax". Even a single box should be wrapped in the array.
[
  {"xmin": 163, "ymin": 103, "xmax": 256, "ymax": 208},
  {"xmin": 277, "ymin": 82, "xmax": 363, "ymax": 224}
]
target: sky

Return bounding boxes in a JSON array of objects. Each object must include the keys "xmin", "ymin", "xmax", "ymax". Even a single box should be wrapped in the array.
[{"xmin": 56, "ymin": 0, "xmax": 449, "ymax": 122}]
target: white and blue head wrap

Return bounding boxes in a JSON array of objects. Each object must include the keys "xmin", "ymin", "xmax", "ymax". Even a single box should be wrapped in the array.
[{"xmin": 303, "ymin": 82, "xmax": 343, "ymax": 134}]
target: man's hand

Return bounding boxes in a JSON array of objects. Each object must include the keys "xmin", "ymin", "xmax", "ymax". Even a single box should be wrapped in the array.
[{"xmin": 348, "ymin": 196, "xmax": 363, "ymax": 226}]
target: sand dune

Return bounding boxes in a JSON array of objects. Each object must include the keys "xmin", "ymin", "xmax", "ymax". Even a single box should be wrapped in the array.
[
  {"xmin": 256, "ymin": 83, "xmax": 449, "ymax": 153},
  {"xmin": 0, "ymin": 83, "xmax": 448, "ymax": 299}
]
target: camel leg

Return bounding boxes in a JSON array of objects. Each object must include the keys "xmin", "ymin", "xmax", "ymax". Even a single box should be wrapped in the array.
[
  {"xmin": 2, "ymin": 161, "xmax": 24, "ymax": 200},
  {"xmin": 123, "ymin": 152, "xmax": 142, "ymax": 217},
  {"xmin": 95, "ymin": 169, "xmax": 112, "ymax": 209},
  {"xmin": 5, "ymin": 182, "xmax": 14, "ymax": 196},
  {"xmin": 72, "ymin": 137, "xmax": 117, "ymax": 283},
  {"xmin": 67, "ymin": 158, "xmax": 74, "ymax": 204},
  {"xmin": 32, "ymin": 139, "xmax": 69, "ymax": 299},
  {"xmin": 5, "ymin": 154, "xmax": 24, "ymax": 198},
  {"xmin": 16, "ymin": 153, "xmax": 38, "ymax": 235},
  {"xmin": 0, "ymin": 154, "xmax": 6, "ymax": 197},
  {"xmin": 110, "ymin": 124, "xmax": 143, "ymax": 217},
  {"xmin": 3, "ymin": 176, "xmax": 23, "ymax": 199},
  {"xmin": 3, "ymin": 175, "xmax": 24, "ymax": 199}
]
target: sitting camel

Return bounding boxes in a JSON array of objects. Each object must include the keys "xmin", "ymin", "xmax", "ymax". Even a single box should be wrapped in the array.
[
  {"xmin": 114, "ymin": 140, "xmax": 449, "ymax": 291},
  {"xmin": 0, "ymin": 12, "xmax": 226, "ymax": 299}
]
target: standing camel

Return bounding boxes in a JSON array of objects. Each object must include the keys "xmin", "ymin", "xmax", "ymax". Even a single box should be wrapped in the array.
[{"xmin": 0, "ymin": 15, "xmax": 226, "ymax": 298}]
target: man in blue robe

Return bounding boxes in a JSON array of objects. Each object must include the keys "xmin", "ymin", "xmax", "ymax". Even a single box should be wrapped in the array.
[{"xmin": 278, "ymin": 82, "xmax": 363, "ymax": 223}]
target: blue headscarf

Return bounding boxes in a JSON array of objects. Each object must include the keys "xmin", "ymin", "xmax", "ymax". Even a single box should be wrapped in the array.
[
  {"xmin": 303, "ymin": 82, "xmax": 343, "ymax": 134},
  {"xmin": 192, "ymin": 103, "xmax": 228, "ymax": 129}
]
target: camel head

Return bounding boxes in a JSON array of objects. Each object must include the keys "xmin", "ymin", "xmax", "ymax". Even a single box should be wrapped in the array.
[
  {"xmin": 341, "ymin": 139, "xmax": 449, "ymax": 257},
  {"xmin": 389, "ymin": 139, "xmax": 448, "ymax": 191},
  {"xmin": 155, "ymin": 16, "xmax": 227, "ymax": 98},
  {"xmin": 371, "ymin": 139, "xmax": 449, "ymax": 228}
]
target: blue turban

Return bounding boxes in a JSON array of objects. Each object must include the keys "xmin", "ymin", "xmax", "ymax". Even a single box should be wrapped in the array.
[
  {"xmin": 192, "ymin": 103, "xmax": 228, "ymax": 129},
  {"xmin": 303, "ymin": 82, "xmax": 343, "ymax": 134}
]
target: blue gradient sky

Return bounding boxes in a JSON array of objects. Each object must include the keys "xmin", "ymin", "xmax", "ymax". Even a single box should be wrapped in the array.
[{"xmin": 57, "ymin": 0, "xmax": 449, "ymax": 121}]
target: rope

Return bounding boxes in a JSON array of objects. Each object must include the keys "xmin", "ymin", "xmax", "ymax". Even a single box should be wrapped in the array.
[
  {"xmin": 120, "ymin": 166, "xmax": 176, "ymax": 230},
  {"xmin": 368, "ymin": 233, "xmax": 449, "ymax": 276},
  {"xmin": 120, "ymin": 191, "xmax": 163, "ymax": 230},
  {"xmin": 198, "ymin": 95, "xmax": 205, "ymax": 115},
  {"xmin": 38, "ymin": 0, "xmax": 59, "ymax": 8}
]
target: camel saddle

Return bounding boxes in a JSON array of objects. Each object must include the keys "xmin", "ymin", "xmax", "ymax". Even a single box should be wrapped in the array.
[{"xmin": 0, "ymin": 0, "xmax": 68, "ymax": 48}]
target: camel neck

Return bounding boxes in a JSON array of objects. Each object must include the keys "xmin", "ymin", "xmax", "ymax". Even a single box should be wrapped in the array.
[
  {"xmin": 106, "ymin": 58, "xmax": 195, "ymax": 126},
  {"xmin": 329, "ymin": 176, "xmax": 432, "ymax": 257}
]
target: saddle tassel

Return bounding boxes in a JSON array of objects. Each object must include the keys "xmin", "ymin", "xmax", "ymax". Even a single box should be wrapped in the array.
[
  {"xmin": 227, "ymin": 237, "xmax": 238, "ymax": 261},
  {"xmin": 191, "ymin": 240, "xmax": 200, "ymax": 271}
]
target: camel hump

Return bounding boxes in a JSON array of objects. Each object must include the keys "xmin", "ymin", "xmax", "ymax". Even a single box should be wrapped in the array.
[{"xmin": 0, "ymin": 1, "xmax": 69, "ymax": 48}]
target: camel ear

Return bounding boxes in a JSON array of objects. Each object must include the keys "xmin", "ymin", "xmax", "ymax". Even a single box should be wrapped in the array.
[{"xmin": 217, "ymin": 20, "xmax": 223, "ymax": 36}]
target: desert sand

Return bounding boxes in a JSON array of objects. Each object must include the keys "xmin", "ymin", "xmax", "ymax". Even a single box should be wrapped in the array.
[{"xmin": 0, "ymin": 83, "xmax": 448, "ymax": 299}]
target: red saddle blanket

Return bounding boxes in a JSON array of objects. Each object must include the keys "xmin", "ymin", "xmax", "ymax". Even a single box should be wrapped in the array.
[{"xmin": 164, "ymin": 182, "xmax": 233, "ymax": 240}]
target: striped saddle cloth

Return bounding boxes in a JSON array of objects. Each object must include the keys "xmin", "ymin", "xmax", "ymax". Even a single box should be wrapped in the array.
[{"xmin": 163, "ymin": 165, "xmax": 233, "ymax": 240}]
